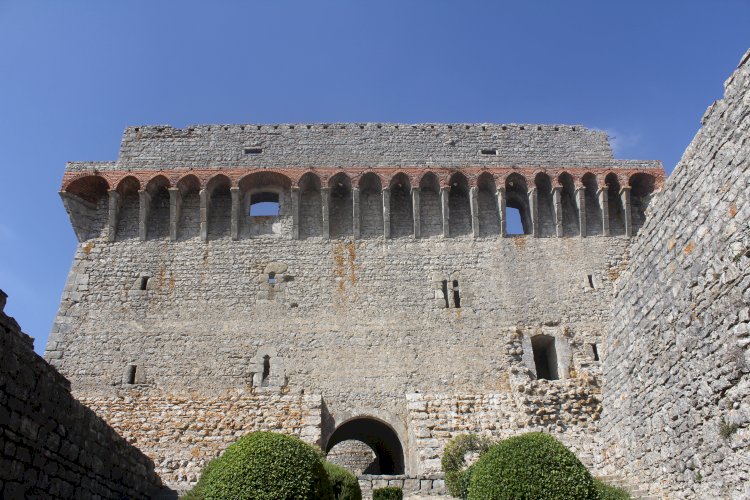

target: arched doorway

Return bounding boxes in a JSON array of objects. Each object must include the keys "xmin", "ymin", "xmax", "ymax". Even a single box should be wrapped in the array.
[{"xmin": 325, "ymin": 417, "xmax": 405, "ymax": 475}]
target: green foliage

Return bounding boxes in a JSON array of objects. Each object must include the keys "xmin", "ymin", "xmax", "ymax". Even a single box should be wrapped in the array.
[
  {"xmin": 440, "ymin": 433, "xmax": 493, "ymax": 498},
  {"xmin": 468, "ymin": 432, "xmax": 597, "ymax": 500},
  {"xmin": 372, "ymin": 486, "xmax": 403, "ymax": 500},
  {"xmin": 324, "ymin": 461, "xmax": 362, "ymax": 500},
  {"xmin": 455, "ymin": 464, "xmax": 475, "ymax": 500},
  {"xmin": 719, "ymin": 419, "xmax": 739, "ymax": 439},
  {"xmin": 593, "ymin": 478, "xmax": 631, "ymax": 500},
  {"xmin": 187, "ymin": 431, "xmax": 333, "ymax": 500}
]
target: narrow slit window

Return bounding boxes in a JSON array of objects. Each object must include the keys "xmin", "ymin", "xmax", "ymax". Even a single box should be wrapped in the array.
[
  {"xmin": 587, "ymin": 274, "xmax": 595, "ymax": 289},
  {"xmin": 140, "ymin": 276, "xmax": 149, "ymax": 291},
  {"xmin": 244, "ymin": 147, "xmax": 263, "ymax": 154},
  {"xmin": 480, "ymin": 148, "xmax": 497, "ymax": 155},
  {"xmin": 125, "ymin": 365, "xmax": 136, "ymax": 384},
  {"xmin": 261, "ymin": 355, "xmax": 271, "ymax": 387},
  {"xmin": 452, "ymin": 280, "xmax": 461, "ymax": 308},
  {"xmin": 441, "ymin": 280, "xmax": 449, "ymax": 308},
  {"xmin": 591, "ymin": 343, "xmax": 600, "ymax": 361},
  {"xmin": 249, "ymin": 192, "xmax": 280, "ymax": 216}
]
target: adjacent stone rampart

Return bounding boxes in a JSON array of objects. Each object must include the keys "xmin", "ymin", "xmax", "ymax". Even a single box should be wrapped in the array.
[
  {"xmin": 601, "ymin": 49, "xmax": 750, "ymax": 498},
  {"xmin": 0, "ymin": 290, "xmax": 164, "ymax": 499}
]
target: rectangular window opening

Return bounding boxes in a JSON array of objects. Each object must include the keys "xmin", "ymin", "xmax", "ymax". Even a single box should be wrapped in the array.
[
  {"xmin": 591, "ymin": 343, "xmax": 600, "ymax": 361},
  {"xmin": 140, "ymin": 276, "xmax": 149, "ymax": 290},
  {"xmin": 531, "ymin": 336, "xmax": 558, "ymax": 380},
  {"xmin": 441, "ymin": 280, "xmax": 449, "ymax": 309},
  {"xmin": 452, "ymin": 280, "xmax": 461, "ymax": 308},
  {"xmin": 125, "ymin": 365, "xmax": 136, "ymax": 385},
  {"xmin": 506, "ymin": 207, "xmax": 525, "ymax": 235},
  {"xmin": 480, "ymin": 148, "xmax": 497, "ymax": 155},
  {"xmin": 249, "ymin": 192, "xmax": 280, "ymax": 216},
  {"xmin": 244, "ymin": 147, "xmax": 263, "ymax": 154}
]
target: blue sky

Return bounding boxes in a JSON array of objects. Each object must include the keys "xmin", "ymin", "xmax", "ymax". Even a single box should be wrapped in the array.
[{"xmin": 0, "ymin": 1, "xmax": 748, "ymax": 353}]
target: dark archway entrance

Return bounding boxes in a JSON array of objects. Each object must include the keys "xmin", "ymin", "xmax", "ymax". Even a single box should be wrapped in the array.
[{"xmin": 325, "ymin": 418, "xmax": 405, "ymax": 475}]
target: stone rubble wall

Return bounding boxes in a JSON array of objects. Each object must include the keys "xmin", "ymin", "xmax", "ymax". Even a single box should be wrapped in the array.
[
  {"xmin": 103, "ymin": 123, "xmax": 623, "ymax": 170},
  {"xmin": 78, "ymin": 388, "xmax": 322, "ymax": 489},
  {"xmin": 357, "ymin": 474, "xmax": 446, "ymax": 498},
  {"xmin": 600, "ymin": 49, "xmax": 750, "ymax": 499},
  {"xmin": 407, "ymin": 382, "xmax": 602, "ymax": 475},
  {"xmin": 0, "ymin": 290, "xmax": 163, "ymax": 499}
]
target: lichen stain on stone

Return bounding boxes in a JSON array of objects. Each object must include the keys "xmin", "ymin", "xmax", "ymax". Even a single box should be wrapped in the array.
[
  {"xmin": 683, "ymin": 241, "xmax": 695, "ymax": 255},
  {"xmin": 346, "ymin": 242, "xmax": 357, "ymax": 285},
  {"xmin": 513, "ymin": 237, "xmax": 526, "ymax": 249},
  {"xmin": 667, "ymin": 239, "xmax": 677, "ymax": 251},
  {"xmin": 729, "ymin": 202, "xmax": 738, "ymax": 218},
  {"xmin": 333, "ymin": 244, "xmax": 346, "ymax": 294},
  {"xmin": 82, "ymin": 242, "xmax": 95, "ymax": 255}
]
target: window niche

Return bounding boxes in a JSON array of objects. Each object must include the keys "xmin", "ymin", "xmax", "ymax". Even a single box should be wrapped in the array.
[
  {"xmin": 531, "ymin": 334, "xmax": 559, "ymax": 380},
  {"xmin": 244, "ymin": 189, "xmax": 286, "ymax": 238},
  {"xmin": 128, "ymin": 272, "xmax": 153, "ymax": 299},
  {"xmin": 122, "ymin": 364, "xmax": 146, "ymax": 385},
  {"xmin": 431, "ymin": 272, "xmax": 469, "ymax": 309},
  {"xmin": 249, "ymin": 348, "xmax": 287, "ymax": 390},
  {"xmin": 257, "ymin": 262, "xmax": 294, "ymax": 305}
]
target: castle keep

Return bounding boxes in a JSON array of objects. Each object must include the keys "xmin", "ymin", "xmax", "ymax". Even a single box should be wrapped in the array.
[{"xmin": 45, "ymin": 122, "xmax": 665, "ymax": 493}]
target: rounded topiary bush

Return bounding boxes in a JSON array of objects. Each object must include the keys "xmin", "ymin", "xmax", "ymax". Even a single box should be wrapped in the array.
[
  {"xmin": 468, "ymin": 432, "xmax": 597, "ymax": 500},
  {"xmin": 324, "ymin": 461, "xmax": 362, "ymax": 500},
  {"xmin": 191, "ymin": 431, "xmax": 333, "ymax": 500},
  {"xmin": 441, "ymin": 433, "xmax": 493, "ymax": 498}
]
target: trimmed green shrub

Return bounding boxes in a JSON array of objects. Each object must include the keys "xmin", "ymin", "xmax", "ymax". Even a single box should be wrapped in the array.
[
  {"xmin": 468, "ymin": 432, "xmax": 597, "ymax": 500},
  {"xmin": 372, "ymin": 486, "xmax": 403, "ymax": 500},
  {"xmin": 188, "ymin": 431, "xmax": 333, "ymax": 499},
  {"xmin": 324, "ymin": 461, "xmax": 362, "ymax": 500},
  {"xmin": 593, "ymin": 478, "xmax": 631, "ymax": 500},
  {"xmin": 441, "ymin": 433, "xmax": 493, "ymax": 498}
]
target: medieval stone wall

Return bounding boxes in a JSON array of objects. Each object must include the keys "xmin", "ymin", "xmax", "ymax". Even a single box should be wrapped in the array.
[
  {"xmin": 0, "ymin": 290, "xmax": 163, "ymax": 499},
  {"xmin": 80, "ymin": 389, "xmax": 322, "ymax": 489},
  {"xmin": 103, "ymin": 123, "xmax": 626, "ymax": 170},
  {"xmin": 48, "ymin": 122, "xmax": 664, "ymax": 490},
  {"xmin": 601, "ymin": 50, "xmax": 750, "ymax": 499}
]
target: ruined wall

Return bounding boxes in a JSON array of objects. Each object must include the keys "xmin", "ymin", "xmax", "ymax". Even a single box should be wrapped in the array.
[
  {"xmin": 601, "ymin": 50, "xmax": 750, "ymax": 498},
  {"xmin": 80, "ymin": 389, "xmax": 322, "ymax": 489},
  {"xmin": 47, "ymin": 233, "xmax": 623, "ymax": 482},
  {"xmin": 48, "ymin": 122, "xmax": 665, "ymax": 488},
  {"xmin": 0, "ymin": 290, "xmax": 163, "ymax": 499}
]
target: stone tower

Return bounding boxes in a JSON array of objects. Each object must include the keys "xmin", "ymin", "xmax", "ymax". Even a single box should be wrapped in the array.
[{"xmin": 47, "ymin": 123, "xmax": 664, "ymax": 491}]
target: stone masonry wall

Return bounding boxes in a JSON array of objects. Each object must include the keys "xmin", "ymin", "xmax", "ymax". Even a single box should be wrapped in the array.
[
  {"xmin": 80, "ymin": 389, "xmax": 322, "ymax": 489},
  {"xmin": 601, "ymin": 49, "xmax": 750, "ymax": 499},
  {"xmin": 47, "ymin": 234, "xmax": 620, "ymax": 485},
  {"xmin": 0, "ymin": 290, "xmax": 163, "ymax": 499},
  {"xmin": 112, "ymin": 123, "xmax": 619, "ymax": 170}
]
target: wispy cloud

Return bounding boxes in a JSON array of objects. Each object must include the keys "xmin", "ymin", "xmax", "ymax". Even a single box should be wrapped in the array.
[{"xmin": 605, "ymin": 129, "xmax": 641, "ymax": 157}]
